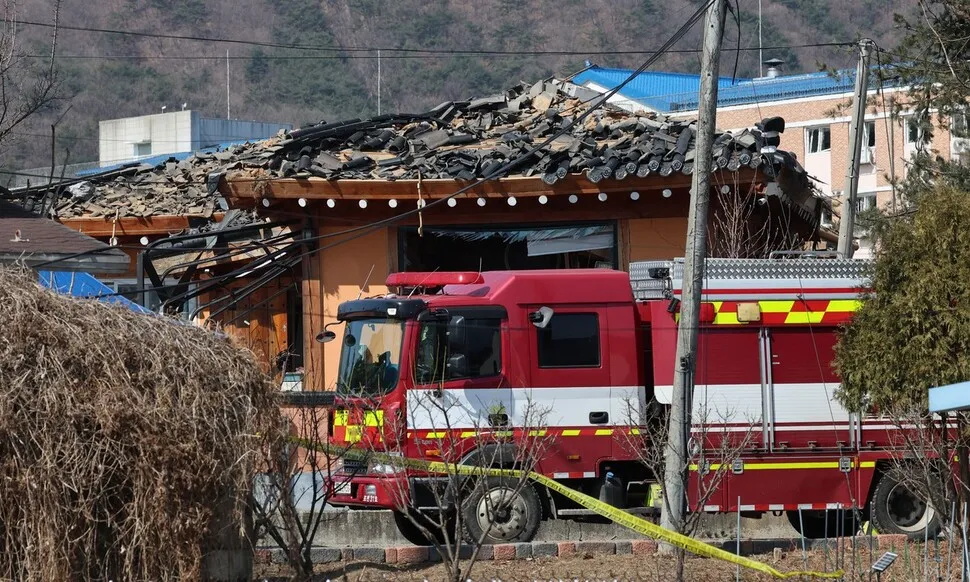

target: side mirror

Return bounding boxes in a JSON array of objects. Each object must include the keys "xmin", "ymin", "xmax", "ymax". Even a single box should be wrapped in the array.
[
  {"xmin": 447, "ymin": 315, "xmax": 466, "ymax": 350},
  {"xmin": 446, "ymin": 353, "xmax": 469, "ymax": 377},
  {"xmin": 529, "ymin": 306, "xmax": 554, "ymax": 329},
  {"xmin": 315, "ymin": 330, "xmax": 337, "ymax": 343}
]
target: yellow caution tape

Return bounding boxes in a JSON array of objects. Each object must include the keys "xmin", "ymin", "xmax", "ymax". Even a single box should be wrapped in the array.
[{"xmin": 296, "ymin": 438, "xmax": 842, "ymax": 579}]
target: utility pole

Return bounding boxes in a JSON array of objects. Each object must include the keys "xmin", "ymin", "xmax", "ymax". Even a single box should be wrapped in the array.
[
  {"xmin": 758, "ymin": 0, "xmax": 763, "ymax": 77},
  {"xmin": 226, "ymin": 49, "xmax": 231, "ymax": 120},
  {"xmin": 660, "ymin": 0, "xmax": 728, "ymax": 540},
  {"xmin": 837, "ymin": 39, "xmax": 874, "ymax": 259}
]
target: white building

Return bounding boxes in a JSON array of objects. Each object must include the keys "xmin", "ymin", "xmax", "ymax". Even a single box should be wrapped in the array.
[{"xmin": 98, "ymin": 110, "xmax": 291, "ymax": 166}]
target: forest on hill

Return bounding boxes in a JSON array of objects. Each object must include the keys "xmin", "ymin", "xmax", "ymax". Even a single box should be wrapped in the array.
[{"xmin": 3, "ymin": 0, "xmax": 911, "ymax": 171}]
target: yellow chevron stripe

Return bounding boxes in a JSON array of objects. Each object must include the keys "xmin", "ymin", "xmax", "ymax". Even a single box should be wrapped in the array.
[
  {"xmin": 595, "ymin": 429, "xmax": 614, "ymax": 436},
  {"xmin": 825, "ymin": 300, "xmax": 862, "ymax": 312},
  {"xmin": 784, "ymin": 311, "xmax": 825, "ymax": 324},
  {"xmin": 333, "ymin": 410, "xmax": 349, "ymax": 426},
  {"xmin": 561, "ymin": 429, "xmax": 581, "ymax": 436},
  {"xmin": 760, "ymin": 300, "xmax": 796, "ymax": 313}
]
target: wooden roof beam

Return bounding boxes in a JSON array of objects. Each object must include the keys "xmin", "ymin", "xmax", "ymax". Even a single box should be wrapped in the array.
[{"xmin": 220, "ymin": 171, "xmax": 764, "ymax": 203}]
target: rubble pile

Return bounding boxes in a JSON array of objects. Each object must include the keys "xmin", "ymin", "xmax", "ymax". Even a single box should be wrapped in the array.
[
  {"xmin": 12, "ymin": 78, "xmax": 810, "ymax": 220},
  {"xmin": 259, "ymin": 79, "xmax": 782, "ymax": 183}
]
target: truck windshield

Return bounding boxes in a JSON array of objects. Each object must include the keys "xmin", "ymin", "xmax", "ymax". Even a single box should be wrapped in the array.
[{"xmin": 336, "ymin": 318, "xmax": 404, "ymax": 396}]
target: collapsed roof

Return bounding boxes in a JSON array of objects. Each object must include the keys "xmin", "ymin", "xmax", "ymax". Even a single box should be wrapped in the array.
[{"xmin": 7, "ymin": 78, "xmax": 821, "ymax": 223}]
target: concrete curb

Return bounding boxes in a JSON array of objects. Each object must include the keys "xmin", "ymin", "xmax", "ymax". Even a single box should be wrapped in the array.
[{"xmin": 256, "ymin": 533, "xmax": 911, "ymax": 566}]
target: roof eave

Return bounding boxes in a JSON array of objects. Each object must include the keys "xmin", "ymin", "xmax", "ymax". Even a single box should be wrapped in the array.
[{"xmin": 1, "ymin": 251, "xmax": 130, "ymax": 274}]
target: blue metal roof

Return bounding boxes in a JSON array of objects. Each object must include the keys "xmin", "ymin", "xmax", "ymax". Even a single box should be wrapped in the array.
[
  {"xmin": 666, "ymin": 70, "xmax": 860, "ymax": 112},
  {"xmin": 76, "ymin": 140, "xmax": 251, "ymax": 178},
  {"xmin": 571, "ymin": 65, "xmax": 749, "ymax": 112},
  {"xmin": 576, "ymin": 65, "xmax": 899, "ymax": 113}
]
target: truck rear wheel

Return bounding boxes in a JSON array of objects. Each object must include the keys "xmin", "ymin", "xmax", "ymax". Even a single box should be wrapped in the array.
[
  {"xmin": 870, "ymin": 472, "xmax": 941, "ymax": 539},
  {"xmin": 461, "ymin": 476, "xmax": 542, "ymax": 544}
]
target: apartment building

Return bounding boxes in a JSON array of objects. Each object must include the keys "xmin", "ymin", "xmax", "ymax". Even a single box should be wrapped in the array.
[{"xmin": 575, "ymin": 63, "xmax": 961, "ymax": 256}]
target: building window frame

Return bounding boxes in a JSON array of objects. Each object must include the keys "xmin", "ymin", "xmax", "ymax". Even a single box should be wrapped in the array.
[
  {"xmin": 132, "ymin": 141, "xmax": 152, "ymax": 158},
  {"xmin": 806, "ymin": 126, "xmax": 831, "ymax": 154},
  {"xmin": 904, "ymin": 116, "xmax": 925, "ymax": 147},
  {"xmin": 855, "ymin": 192, "xmax": 878, "ymax": 213}
]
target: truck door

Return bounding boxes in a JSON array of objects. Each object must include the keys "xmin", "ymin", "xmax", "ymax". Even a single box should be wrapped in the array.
[
  {"xmin": 526, "ymin": 304, "xmax": 614, "ymax": 461},
  {"xmin": 408, "ymin": 307, "xmax": 511, "ymax": 440},
  {"xmin": 765, "ymin": 326, "xmax": 854, "ymax": 450}
]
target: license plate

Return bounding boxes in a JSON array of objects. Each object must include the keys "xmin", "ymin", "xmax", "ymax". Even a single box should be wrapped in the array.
[{"xmin": 332, "ymin": 480, "xmax": 352, "ymax": 496}]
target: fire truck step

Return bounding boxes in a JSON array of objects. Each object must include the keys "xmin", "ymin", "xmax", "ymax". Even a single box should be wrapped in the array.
[{"xmin": 557, "ymin": 507, "xmax": 658, "ymax": 518}]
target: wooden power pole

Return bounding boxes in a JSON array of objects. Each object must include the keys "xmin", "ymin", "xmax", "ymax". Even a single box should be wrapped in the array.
[
  {"xmin": 837, "ymin": 38, "xmax": 874, "ymax": 258},
  {"xmin": 660, "ymin": 0, "xmax": 728, "ymax": 538}
]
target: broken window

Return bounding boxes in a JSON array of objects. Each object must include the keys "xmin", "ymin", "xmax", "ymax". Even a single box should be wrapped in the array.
[
  {"xmin": 806, "ymin": 127, "xmax": 831, "ymax": 154},
  {"xmin": 855, "ymin": 193, "xmax": 878, "ymax": 213},
  {"xmin": 905, "ymin": 117, "xmax": 925, "ymax": 146},
  {"xmin": 399, "ymin": 222, "xmax": 617, "ymax": 272},
  {"xmin": 864, "ymin": 121, "xmax": 876, "ymax": 148}
]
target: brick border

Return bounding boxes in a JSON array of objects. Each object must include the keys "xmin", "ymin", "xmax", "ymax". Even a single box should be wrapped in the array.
[{"xmin": 256, "ymin": 534, "xmax": 910, "ymax": 566}]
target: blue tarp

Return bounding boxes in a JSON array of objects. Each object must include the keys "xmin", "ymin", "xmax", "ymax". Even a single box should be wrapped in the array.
[{"xmin": 37, "ymin": 271, "xmax": 154, "ymax": 315}]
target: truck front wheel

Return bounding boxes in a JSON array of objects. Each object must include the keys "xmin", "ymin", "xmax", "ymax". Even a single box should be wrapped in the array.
[
  {"xmin": 870, "ymin": 473, "xmax": 941, "ymax": 539},
  {"xmin": 393, "ymin": 509, "xmax": 457, "ymax": 546},
  {"xmin": 461, "ymin": 477, "xmax": 542, "ymax": 544}
]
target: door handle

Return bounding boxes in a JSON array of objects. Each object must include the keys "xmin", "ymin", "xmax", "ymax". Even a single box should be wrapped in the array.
[{"xmin": 589, "ymin": 411, "xmax": 609, "ymax": 424}]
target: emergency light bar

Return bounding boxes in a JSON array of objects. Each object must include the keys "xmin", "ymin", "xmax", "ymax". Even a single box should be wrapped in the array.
[{"xmin": 385, "ymin": 272, "xmax": 484, "ymax": 288}]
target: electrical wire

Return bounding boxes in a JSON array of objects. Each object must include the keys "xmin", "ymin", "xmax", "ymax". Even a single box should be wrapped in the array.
[
  {"xmin": 15, "ymin": 18, "xmax": 852, "ymax": 56},
  {"xmin": 11, "ymin": 42, "xmax": 854, "ymax": 60}
]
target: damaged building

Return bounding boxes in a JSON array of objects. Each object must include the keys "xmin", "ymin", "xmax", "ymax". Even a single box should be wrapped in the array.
[{"xmin": 5, "ymin": 77, "xmax": 831, "ymax": 392}]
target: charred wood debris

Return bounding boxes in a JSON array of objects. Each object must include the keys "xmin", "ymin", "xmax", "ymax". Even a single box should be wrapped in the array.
[{"xmin": 9, "ymin": 79, "xmax": 815, "ymax": 222}]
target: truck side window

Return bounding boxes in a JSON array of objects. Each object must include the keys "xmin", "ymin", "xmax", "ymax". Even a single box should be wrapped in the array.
[
  {"xmin": 416, "ymin": 317, "xmax": 503, "ymax": 383},
  {"xmin": 537, "ymin": 313, "xmax": 600, "ymax": 368}
]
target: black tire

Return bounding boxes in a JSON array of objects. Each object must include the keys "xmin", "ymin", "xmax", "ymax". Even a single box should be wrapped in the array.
[
  {"xmin": 392, "ymin": 509, "xmax": 457, "ymax": 546},
  {"xmin": 870, "ymin": 472, "xmax": 942, "ymax": 540},
  {"xmin": 786, "ymin": 509, "xmax": 860, "ymax": 539},
  {"xmin": 461, "ymin": 476, "xmax": 542, "ymax": 544}
]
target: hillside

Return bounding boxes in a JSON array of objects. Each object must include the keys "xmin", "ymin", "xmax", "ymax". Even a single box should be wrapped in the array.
[{"xmin": 3, "ymin": 0, "xmax": 913, "ymax": 172}]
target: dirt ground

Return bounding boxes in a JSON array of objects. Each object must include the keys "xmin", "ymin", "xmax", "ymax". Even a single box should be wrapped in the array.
[{"xmin": 255, "ymin": 544, "xmax": 964, "ymax": 581}]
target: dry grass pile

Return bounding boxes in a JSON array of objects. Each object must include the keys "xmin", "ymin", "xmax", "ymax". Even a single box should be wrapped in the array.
[{"xmin": 0, "ymin": 267, "xmax": 280, "ymax": 581}]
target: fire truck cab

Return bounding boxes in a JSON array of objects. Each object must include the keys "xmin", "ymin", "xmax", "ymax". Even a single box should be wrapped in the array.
[{"xmin": 323, "ymin": 258, "xmax": 941, "ymax": 544}]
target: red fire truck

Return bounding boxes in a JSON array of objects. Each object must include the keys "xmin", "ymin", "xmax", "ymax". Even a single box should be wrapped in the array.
[{"xmin": 322, "ymin": 256, "xmax": 940, "ymax": 544}]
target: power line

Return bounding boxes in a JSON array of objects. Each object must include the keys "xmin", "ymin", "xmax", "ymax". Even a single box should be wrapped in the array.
[
  {"xmin": 16, "ymin": 19, "xmax": 851, "ymax": 57},
  {"xmin": 11, "ymin": 42, "xmax": 854, "ymax": 60}
]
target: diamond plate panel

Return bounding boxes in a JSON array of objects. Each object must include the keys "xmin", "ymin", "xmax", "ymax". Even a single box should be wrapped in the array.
[{"xmin": 671, "ymin": 258, "xmax": 871, "ymax": 281}]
